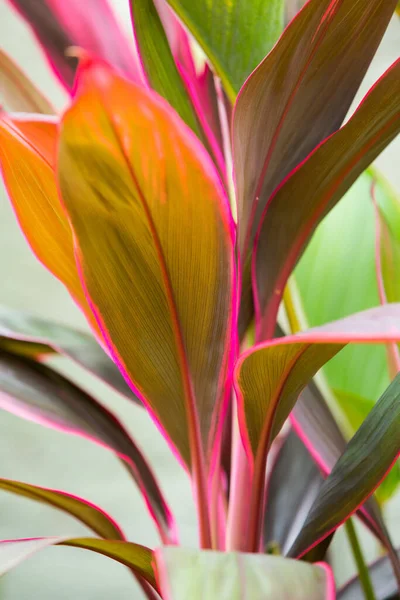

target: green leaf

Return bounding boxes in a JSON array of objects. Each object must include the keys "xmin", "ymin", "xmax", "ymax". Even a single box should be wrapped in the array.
[
  {"xmin": 254, "ymin": 59, "xmax": 400, "ymax": 338},
  {"xmin": 288, "ymin": 372, "xmax": 400, "ymax": 558},
  {"xmin": 130, "ymin": 0, "xmax": 202, "ymax": 137},
  {"xmin": 0, "ymin": 537, "xmax": 156, "ymax": 588},
  {"xmin": 233, "ymin": 0, "xmax": 397, "ymax": 336},
  {"xmin": 155, "ymin": 547, "xmax": 333, "ymax": 599},
  {"xmin": 0, "ymin": 479, "xmax": 123, "ymax": 540},
  {"xmin": 0, "ymin": 305, "xmax": 136, "ymax": 402},
  {"xmin": 0, "ymin": 351, "xmax": 174, "ymax": 543},
  {"xmin": 165, "ymin": 0, "xmax": 284, "ymax": 100}
]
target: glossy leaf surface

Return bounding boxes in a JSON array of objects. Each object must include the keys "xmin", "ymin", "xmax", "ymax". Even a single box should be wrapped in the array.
[
  {"xmin": 288, "ymin": 372, "xmax": 400, "ymax": 558},
  {"xmin": 0, "ymin": 537, "xmax": 156, "ymax": 587},
  {"xmin": 165, "ymin": 0, "xmax": 284, "ymax": 100},
  {"xmin": 233, "ymin": 0, "xmax": 397, "ymax": 335},
  {"xmin": 58, "ymin": 59, "xmax": 236, "ymax": 468},
  {"xmin": 0, "ymin": 478, "xmax": 124, "ymax": 540},
  {"xmin": 0, "ymin": 49, "xmax": 54, "ymax": 113},
  {"xmin": 338, "ymin": 549, "xmax": 400, "ymax": 600},
  {"xmin": 155, "ymin": 547, "xmax": 333, "ymax": 599},
  {"xmin": 0, "ymin": 351, "xmax": 174, "ymax": 541},
  {"xmin": 0, "ymin": 305, "xmax": 136, "ymax": 401},
  {"xmin": 264, "ymin": 429, "xmax": 323, "ymax": 555},
  {"xmin": 7, "ymin": 0, "xmax": 144, "ymax": 89},
  {"xmin": 254, "ymin": 59, "xmax": 400, "ymax": 338}
]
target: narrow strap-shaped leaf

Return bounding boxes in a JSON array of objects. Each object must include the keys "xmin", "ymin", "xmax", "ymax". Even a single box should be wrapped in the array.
[
  {"xmin": 165, "ymin": 0, "xmax": 284, "ymax": 101},
  {"xmin": 0, "ymin": 478, "xmax": 124, "ymax": 540},
  {"xmin": 0, "ymin": 351, "xmax": 175, "ymax": 543},
  {"xmin": 0, "ymin": 537, "xmax": 156, "ymax": 588},
  {"xmin": 233, "ymin": 0, "xmax": 397, "ymax": 336},
  {"xmin": 288, "ymin": 372, "xmax": 400, "ymax": 559},
  {"xmin": 154, "ymin": 546, "xmax": 334, "ymax": 600},
  {"xmin": 7, "ymin": 0, "xmax": 145, "ymax": 89},
  {"xmin": 0, "ymin": 305, "xmax": 137, "ymax": 402},
  {"xmin": 254, "ymin": 59, "xmax": 400, "ymax": 339},
  {"xmin": 264, "ymin": 429, "xmax": 323, "ymax": 555},
  {"xmin": 57, "ymin": 58, "xmax": 236, "ymax": 474},
  {"xmin": 234, "ymin": 304, "xmax": 400, "ymax": 551},
  {"xmin": 338, "ymin": 548, "xmax": 400, "ymax": 600},
  {"xmin": 0, "ymin": 49, "xmax": 54, "ymax": 113},
  {"xmin": 0, "ymin": 114, "xmax": 101, "ymax": 337}
]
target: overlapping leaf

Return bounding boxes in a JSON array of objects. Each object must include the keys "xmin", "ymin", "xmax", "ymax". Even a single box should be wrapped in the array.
[
  {"xmin": 165, "ymin": 0, "xmax": 284, "ymax": 100},
  {"xmin": 254, "ymin": 60, "xmax": 400, "ymax": 338},
  {"xmin": 338, "ymin": 549, "xmax": 400, "ymax": 600},
  {"xmin": 0, "ymin": 537, "xmax": 156, "ymax": 588},
  {"xmin": 0, "ymin": 49, "xmax": 54, "ymax": 113},
  {"xmin": 7, "ymin": 0, "xmax": 144, "ymax": 89},
  {"xmin": 234, "ymin": 305, "xmax": 400, "ymax": 549},
  {"xmin": 0, "ymin": 114, "xmax": 101, "ymax": 336},
  {"xmin": 0, "ymin": 351, "xmax": 174, "ymax": 542},
  {"xmin": 0, "ymin": 478, "xmax": 124, "ymax": 540},
  {"xmin": 233, "ymin": 0, "xmax": 397, "ymax": 336},
  {"xmin": 57, "ymin": 59, "xmax": 236, "ymax": 477},
  {"xmin": 0, "ymin": 305, "xmax": 135, "ymax": 401},
  {"xmin": 155, "ymin": 546, "xmax": 334, "ymax": 599},
  {"xmin": 288, "ymin": 372, "xmax": 400, "ymax": 558}
]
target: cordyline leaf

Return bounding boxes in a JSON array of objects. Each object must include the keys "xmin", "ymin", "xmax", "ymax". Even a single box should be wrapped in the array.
[
  {"xmin": 234, "ymin": 0, "xmax": 397, "ymax": 337},
  {"xmin": 0, "ymin": 49, "xmax": 54, "ymax": 113},
  {"xmin": 254, "ymin": 59, "xmax": 400, "ymax": 339},
  {"xmin": 165, "ymin": 0, "xmax": 284, "ymax": 101},
  {"xmin": 0, "ymin": 114, "xmax": 101, "ymax": 337},
  {"xmin": 288, "ymin": 372, "xmax": 400, "ymax": 559},
  {"xmin": 155, "ymin": 547, "xmax": 334, "ymax": 600},
  {"xmin": 0, "ymin": 305, "xmax": 136, "ymax": 402},
  {"xmin": 0, "ymin": 537, "xmax": 156, "ymax": 588},
  {"xmin": 234, "ymin": 305, "xmax": 400, "ymax": 550},
  {"xmin": 264, "ymin": 429, "xmax": 323, "ymax": 555},
  {"xmin": 0, "ymin": 351, "xmax": 175, "ymax": 543},
  {"xmin": 7, "ymin": 0, "xmax": 144, "ymax": 90},
  {"xmin": 0, "ymin": 478, "xmax": 124, "ymax": 540},
  {"xmin": 338, "ymin": 548, "xmax": 400, "ymax": 600},
  {"xmin": 57, "ymin": 59, "xmax": 236, "ymax": 473}
]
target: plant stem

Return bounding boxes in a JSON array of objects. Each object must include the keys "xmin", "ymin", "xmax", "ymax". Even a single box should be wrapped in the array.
[
  {"xmin": 214, "ymin": 75, "xmax": 236, "ymax": 221},
  {"xmin": 345, "ymin": 518, "xmax": 377, "ymax": 600}
]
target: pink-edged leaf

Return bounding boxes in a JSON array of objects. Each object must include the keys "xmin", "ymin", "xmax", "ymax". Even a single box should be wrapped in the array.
[
  {"xmin": 288, "ymin": 371, "xmax": 400, "ymax": 559},
  {"xmin": 0, "ymin": 478, "xmax": 124, "ymax": 540},
  {"xmin": 0, "ymin": 49, "xmax": 54, "ymax": 113},
  {"xmin": 0, "ymin": 351, "xmax": 175, "ymax": 543},
  {"xmin": 0, "ymin": 537, "xmax": 156, "ymax": 588},
  {"xmin": 338, "ymin": 548, "xmax": 400, "ymax": 600},
  {"xmin": 234, "ymin": 304, "xmax": 400, "ymax": 551},
  {"xmin": 155, "ymin": 546, "xmax": 335, "ymax": 599},
  {"xmin": 233, "ymin": 0, "xmax": 397, "ymax": 336},
  {"xmin": 7, "ymin": 0, "xmax": 145, "ymax": 90},
  {"xmin": 254, "ymin": 59, "xmax": 400, "ymax": 339},
  {"xmin": 0, "ymin": 304, "xmax": 137, "ymax": 402}
]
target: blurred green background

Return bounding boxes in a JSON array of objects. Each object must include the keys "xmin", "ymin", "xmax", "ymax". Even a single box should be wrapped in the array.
[{"xmin": 0, "ymin": 2, "xmax": 399, "ymax": 597}]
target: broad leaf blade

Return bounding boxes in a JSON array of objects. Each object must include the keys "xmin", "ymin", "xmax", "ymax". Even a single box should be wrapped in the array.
[
  {"xmin": 0, "ymin": 49, "xmax": 54, "ymax": 113},
  {"xmin": 264, "ymin": 429, "xmax": 323, "ymax": 555},
  {"xmin": 288, "ymin": 373, "xmax": 400, "ymax": 558},
  {"xmin": 0, "ymin": 115, "xmax": 100, "ymax": 337},
  {"xmin": 0, "ymin": 351, "xmax": 174, "ymax": 542},
  {"xmin": 165, "ymin": 0, "xmax": 284, "ymax": 100},
  {"xmin": 7, "ymin": 0, "xmax": 144, "ymax": 89},
  {"xmin": 0, "ymin": 478, "xmax": 123, "ymax": 540},
  {"xmin": 0, "ymin": 305, "xmax": 136, "ymax": 402},
  {"xmin": 254, "ymin": 60, "xmax": 400, "ymax": 338},
  {"xmin": 0, "ymin": 537, "xmax": 156, "ymax": 588},
  {"xmin": 57, "ymin": 58, "xmax": 236, "ymax": 469},
  {"xmin": 233, "ymin": 0, "xmax": 397, "ymax": 336},
  {"xmin": 155, "ymin": 547, "xmax": 334, "ymax": 599}
]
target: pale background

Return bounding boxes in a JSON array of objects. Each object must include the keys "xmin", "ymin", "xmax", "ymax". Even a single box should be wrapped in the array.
[{"xmin": 0, "ymin": 2, "xmax": 399, "ymax": 597}]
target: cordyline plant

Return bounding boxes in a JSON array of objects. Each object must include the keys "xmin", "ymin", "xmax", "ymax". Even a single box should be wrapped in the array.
[{"xmin": 0, "ymin": 0, "xmax": 400, "ymax": 598}]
